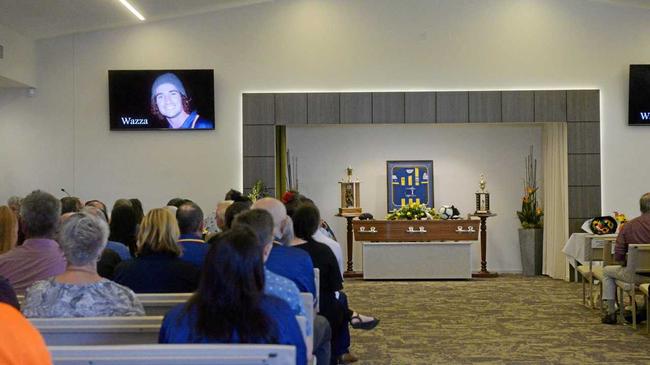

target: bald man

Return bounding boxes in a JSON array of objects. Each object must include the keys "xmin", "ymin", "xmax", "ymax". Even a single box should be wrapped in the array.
[{"xmin": 253, "ymin": 198, "xmax": 316, "ymax": 298}]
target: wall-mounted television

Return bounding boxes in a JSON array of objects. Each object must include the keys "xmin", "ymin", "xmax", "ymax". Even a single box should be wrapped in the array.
[
  {"xmin": 629, "ymin": 65, "xmax": 650, "ymax": 126},
  {"xmin": 109, "ymin": 69, "xmax": 214, "ymax": 130}
]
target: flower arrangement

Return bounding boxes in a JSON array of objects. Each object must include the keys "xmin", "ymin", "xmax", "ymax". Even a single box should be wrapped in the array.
[
  {"xmin": 247, "ymin": 180, "xmax": 268, "ymax": 202},
  {"xmin": 386, "ymin": 202, "xmax": 439, "ymax": 221},
  {"xmin": 516, "ymin": 146, "xmax": 543, "ymax": 229}
]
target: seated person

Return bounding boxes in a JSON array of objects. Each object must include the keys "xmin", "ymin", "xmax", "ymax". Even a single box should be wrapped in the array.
[
  {"xmin": 224, "ymin": 201, "xmax": 253, "ymax": 230},
  {"xmin": 0, "ymin": 275, "xmax": 19, "ymax": 310},
  {"xmin": 234, "ymin": 208, "xmax": 331, "ymax": 365},
  {"xmin": 602, "ymin": 192, "xmax": 650, "ymax": 324},
  {"xmin": 22, "ymin": 213, "xmax": 144, "ymax": 318},
  {"xmin": 113, "ymin": 208, "xmax": 199, "ymax": 293},
  {"xmin": 0, "ymin": 190, "xmax": 66, "ymax": 294},
  {"xmin": 177, "ymin": 202, "xmax": 210, "ymax": 268},
  {"xmin": 253, "ymin": 198, "xmax": 316, "ymax": 297},
  {"xmin": 159, "ymin": 227, "xmax": 306, "ymax": 365},
  {"xmin": 0, "ymin": 205, "xmax": 18, "ymax": 255},
  {"xmin": 108, "ymin": 204, "xmax": 138, "ymax": 258},
  {"xmin": 0, "ymin": 303, "xmax": 51, "ymax": 365}
]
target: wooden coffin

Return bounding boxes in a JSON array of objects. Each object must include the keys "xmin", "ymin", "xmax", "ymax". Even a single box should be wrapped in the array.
[{"xmin": 352, "ymin": 219, "xmax": 480, "ymax": 242}]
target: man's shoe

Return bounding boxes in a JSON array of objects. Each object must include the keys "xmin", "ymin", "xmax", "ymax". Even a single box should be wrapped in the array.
[
  {"xmin": 624, "ymin": 309, "xmax": 647, "ymax": 324},
  {"xmin": 338, "ymin": 352, "xmax": 359, "ymax": 364},
  {"xmin": 601, "ymin": 313, "xmax": 618, "ymax": 325}
]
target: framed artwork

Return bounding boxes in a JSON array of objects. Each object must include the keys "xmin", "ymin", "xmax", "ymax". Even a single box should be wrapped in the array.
[{"xmin": 386, "ymin": 160, "xmax": 434, "ymax": 211}]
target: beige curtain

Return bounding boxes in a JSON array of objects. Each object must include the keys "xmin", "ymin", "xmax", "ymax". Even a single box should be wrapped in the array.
[{"xmin": 542, "ymin": 123, "xmax": 569, "ymax": 280}]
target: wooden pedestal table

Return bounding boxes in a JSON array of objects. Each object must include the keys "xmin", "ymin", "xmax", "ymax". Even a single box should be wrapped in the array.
[
  {"xmin": 352, "ymin": 219, "xmax": 480, "ymax": 280},
  {"xmin": 336, "ymin": 212, "xmax": 363, "ymax": 278},
  {"xmin": 470, "ymin": 213, "xmax": 498, "ymax": 278}
]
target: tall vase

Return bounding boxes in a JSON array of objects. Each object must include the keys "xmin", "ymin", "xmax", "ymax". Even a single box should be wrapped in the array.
[{"xmin": 518, "ymin": 228, "xmax": 543, "ymax": 276}]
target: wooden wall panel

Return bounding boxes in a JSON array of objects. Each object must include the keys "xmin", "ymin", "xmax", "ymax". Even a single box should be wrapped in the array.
[
  {"xmin": 372, "ymin": 92, "xmax": 405, "ymax": 124},
  {"xmin": 568, "ymin": 186, "xmax": 601, "ymax": 218},
  {"xmin": 243, "ymin": 93, "xmax": 275, "ymax": 125},
  {"xmin": 405, "ymin": 92, "xmax": 436, "ymax": 123},
  {"xmin": 243, "ymin": 157, "xmax": 275, "ymax": 190},
  {"xmin": 243, "ymin": 125, "xmax": 275, "ymax": 157},
  {"xmin": 567, "ymin": 122, "xmax": 600, "ymax": 154},
  {"xmin": 469, "ymin": 91, "xmax": 502, "ymax": 123},
  {"xmin": 568, "ymin": 154, "xmax": 600, "ymax": 186},
  {"xmin": 502, "ymin": 91, "xmax": 534, "ymax": 123},
  {"xmin": 437, "ymin": 92, "xmax": 468, "ymax": 123},
  {"xmin": 534, "ymin": 90, "xmax": 567, "ymax": 122},
  {"xmin": 308, "ymin": 93, "xmax": 340, "ymax": 124},
  {"xmin": 275, "ymin": 93, "xmax": 307, "ymax": 125},
  {"xmin": 340, "ymin": 93, "xmax": 372, "ymax": 124},
  {"xmin": 567, "ymin": 90, "xmax": 600, "ymax": 122}
]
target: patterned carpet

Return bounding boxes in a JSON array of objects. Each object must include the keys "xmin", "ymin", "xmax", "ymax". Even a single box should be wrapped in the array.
[{"xmin": 344, "ymin": 275, "xmax": 650, "ymax": 364}]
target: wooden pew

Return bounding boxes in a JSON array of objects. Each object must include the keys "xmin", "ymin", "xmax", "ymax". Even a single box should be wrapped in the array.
[
  {"xmin": 48, "ymin": 344, "xmax": 296, "ymax": 365},
  {"xmin": 31, "ymin": 315, "xmax": 309, "ymax": 350},
  {"xmin": 30, "ymin": 316, "xmax": 163, "ymax": 346},
  {"xmin": 137, "ymin": 293, "xmax": 192, "ymax": 315}
]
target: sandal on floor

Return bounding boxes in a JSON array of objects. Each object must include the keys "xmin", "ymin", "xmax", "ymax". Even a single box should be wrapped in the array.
[{"xmin": 350, "ymin": 314, "xmax": 380, "ymax": 330}]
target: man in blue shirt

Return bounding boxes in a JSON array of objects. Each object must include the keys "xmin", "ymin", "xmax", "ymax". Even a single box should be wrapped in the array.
[
  {"xmin": 253, "ymin": 198, "xmax": 317, "ymax": 298},
  {"xmin": 176, "ymin": 202, "xmax": 210, "ymax": 268}
]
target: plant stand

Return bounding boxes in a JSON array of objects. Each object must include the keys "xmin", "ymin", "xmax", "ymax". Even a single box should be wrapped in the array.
[{"xmin": 519, "ymin": 228, "xmax": 543, "ymax": 276}]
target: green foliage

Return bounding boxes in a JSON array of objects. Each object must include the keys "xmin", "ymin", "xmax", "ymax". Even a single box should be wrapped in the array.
[
  {"xmin": 516, "ymin": 147, "xmax": 543, "ymax": 228},
  {"xmin": 247, "ymin": 180, "xmax": 268, "ymax": 202},
  {"xmin": 386, "ymin": 202, "xmax": 439, "ymax": 221}
]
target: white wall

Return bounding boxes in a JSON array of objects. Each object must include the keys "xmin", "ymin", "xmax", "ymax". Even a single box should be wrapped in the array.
[
  {"xmin": 287, "ymin": 124, "xmax": 542, "ymax": 272},
  {"xmin": 0, "ymin": 23, "xmax": 36, "ymax": 87},
  {"xmin": 0, "ymin": 0, "xmax": 649, "ymax": 256}
]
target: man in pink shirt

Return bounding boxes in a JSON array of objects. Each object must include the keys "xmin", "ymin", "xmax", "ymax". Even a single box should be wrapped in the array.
[{"xmin": 0, "ymin": 190, "xmax": 66, "ymax": 294}]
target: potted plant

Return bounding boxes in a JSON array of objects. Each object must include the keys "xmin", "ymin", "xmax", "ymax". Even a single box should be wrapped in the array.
[{"xmin": 516, "ymin": 147, "xmax": 544, "ymax": 276}]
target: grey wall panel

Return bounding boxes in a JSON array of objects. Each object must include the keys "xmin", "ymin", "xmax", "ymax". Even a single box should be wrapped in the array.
[
  {"xmin": 568, "ymin": 154, "xmax": 600, "ymax": 186},
  {"xmin": 567, "ymin": 90, "xmax": 600, "ymax": 122},
  {"xmin": 534, "ymin": 90, "xmax": 567, "ymax": 122},
  {"xmin": 372, "ymin": 92, "xmax": 405, "ymax": 124},
  {"xmin": 243, "ymin": 125, "xmax": 275, "ymax": 157},
  {"xmin": 502, "ymin": 91, "xmax": 534, "ymax": 123},
  {"xmin": 568, "ymin": 186, "xmax": 601, "ymax": 218},
  {"xmin": 405, "ymin": 92, "xmax": 436, "ymax": 123},
  {"xmin": 340, "ymin": 93, "xmax": 372, "ymax": 124},
  {"xmin": 567, "ymin": 122, "xmax": 600, "ymax": 154},
  {"xmin": 569, "ymin": 218, "xmax": 586, "ymax": 234},
  {"xmin": 308, "ymin": 93, "xmax": 340, "ymax": 124},
  {"xmin": 437, "ymin": 92, "xmax": 468, "ymax": 123},
  {"xmin": 243, "ymin": 157, "xmax": 276, "ymax": 190},
  {"xmin": 275, "ymin": 93, "xmax": 307, "ymax": 125},
  {"xmin": 243, "ymin": 93, "xmax": 275, "ymax": 125},
  {"xmin": 469, "ymin": 91, "xmax": 502, "ymax": 123}
]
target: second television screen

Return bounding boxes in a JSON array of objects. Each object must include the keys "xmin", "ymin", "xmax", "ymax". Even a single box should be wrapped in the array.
[{"xmin": 109, "ymin": 69, "xmax": 215, "ymax": 130}]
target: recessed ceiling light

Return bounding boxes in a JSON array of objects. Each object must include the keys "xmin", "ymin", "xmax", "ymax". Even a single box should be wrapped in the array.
[{"xmin": 118, "ymin": 0, "xmax": 146, "ymax": 21}]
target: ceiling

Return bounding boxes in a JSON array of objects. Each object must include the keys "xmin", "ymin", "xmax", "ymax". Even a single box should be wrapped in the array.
[
  {"xmin": 0, "ymin": 0, "xmax": 649, "ymax": 41},
  {"xmin": 0, "ymin": 0, "xmax": 270, "ymax": 40}
]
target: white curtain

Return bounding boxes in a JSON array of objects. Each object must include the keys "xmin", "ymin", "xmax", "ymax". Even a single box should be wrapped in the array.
[{"xmin": 542, "ymin": 123, "xmax": 569, "ymax": 280}]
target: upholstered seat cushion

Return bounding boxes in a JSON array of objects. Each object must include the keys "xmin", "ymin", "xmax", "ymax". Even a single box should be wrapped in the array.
[
  {"xmin": 615, "ymin": 280, "xmax": 635, "ymax": 292},
  {"xmin": 592, "ymin": 267, "xmax": 604, "ymax": 281},
  {"xmin": 576, "ymin": 265, "xmax": 592, "ymax": 278}
]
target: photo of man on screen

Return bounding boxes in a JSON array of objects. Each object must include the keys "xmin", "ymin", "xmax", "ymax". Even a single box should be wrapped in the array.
[{"xmin": 150, "ymin": 72, "xmax": 213, "ymax": 129}]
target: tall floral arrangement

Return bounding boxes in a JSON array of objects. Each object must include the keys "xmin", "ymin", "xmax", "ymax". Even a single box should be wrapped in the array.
[{"xmin": 516, "ymin": 146, "xmax": 543, "ymax": 228}]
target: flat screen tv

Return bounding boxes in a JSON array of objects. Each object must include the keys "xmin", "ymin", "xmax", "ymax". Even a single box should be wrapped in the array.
[
  {"xmin": 109, "ymin": 69, "xmax": 214, "ymax": 130},
  {"xmin": 629, "ymin": 65, "xmax": 650, "ymax": 126}
]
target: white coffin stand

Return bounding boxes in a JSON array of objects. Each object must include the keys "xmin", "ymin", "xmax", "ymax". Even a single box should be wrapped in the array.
[{"xmin": 362, "ymin": 241, "xmax": 474, "ymax": 279}]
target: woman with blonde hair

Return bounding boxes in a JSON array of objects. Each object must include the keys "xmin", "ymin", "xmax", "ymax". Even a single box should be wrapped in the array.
[
  {"xmin": 0, "ymin": 206, "xmax": 18, "ymax": 255},
  {"xmin": 113, "ymin": 208, "xmax": 199, "ymax": 293}
]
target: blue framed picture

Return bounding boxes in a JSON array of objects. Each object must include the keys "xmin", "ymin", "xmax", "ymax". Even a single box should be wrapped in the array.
[{"xmin": 386, "ymin": 160, "xmax": 434, "ymax": 212}]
